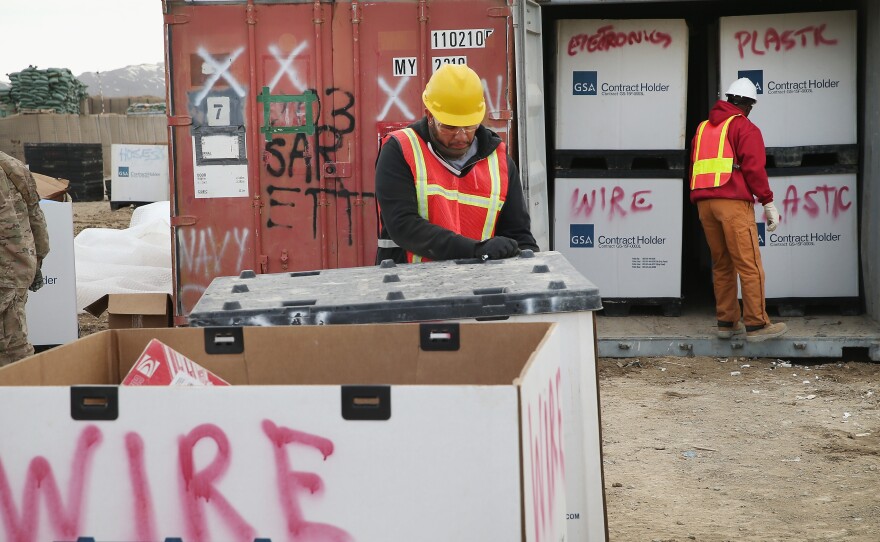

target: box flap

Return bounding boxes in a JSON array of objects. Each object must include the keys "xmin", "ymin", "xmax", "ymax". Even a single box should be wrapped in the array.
[
  {"xmin": 84, "ymin": 294, "xmax": 110, "ymax": 318},
  {"xmin": 32, "ymin": 172, "xmax": 70, "ymax": 201},
  {"xmin": 107, "ymin": 293, "xmax": 170, "ymax": 316}
]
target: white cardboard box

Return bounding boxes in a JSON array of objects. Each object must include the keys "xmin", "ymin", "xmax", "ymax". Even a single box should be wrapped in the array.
[
  {"xmin": 0, "ymin": 323, "xmax": 568, "ymax": 542},
  {"xmin": 25, "ymin": 200, "xmax": 78, "ymax": 346},
  {"xmin": 719, "ymin": 11, "xmax": 857, "ymax": 147},
  {"xmin": 111, "ymin": 144, "xmax": 170, "ymax": 203}
]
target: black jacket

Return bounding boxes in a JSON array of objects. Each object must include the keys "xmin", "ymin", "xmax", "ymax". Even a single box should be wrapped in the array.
[{"xmin": 375, "ymin": 117, "xmax": 538, "ymax": 264}]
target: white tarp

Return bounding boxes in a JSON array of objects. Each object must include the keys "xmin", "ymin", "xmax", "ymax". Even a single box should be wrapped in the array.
[{"xmin": 75, "ymin": 201, "xmax": 172, "ymax": 312}]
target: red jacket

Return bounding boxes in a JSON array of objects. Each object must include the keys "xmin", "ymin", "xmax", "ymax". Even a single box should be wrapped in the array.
[{"xmin": 689, "ymin": 100, "xmax": 773, "ymax": 205}]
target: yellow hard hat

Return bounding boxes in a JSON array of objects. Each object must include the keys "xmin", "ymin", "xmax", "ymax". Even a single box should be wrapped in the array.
[{"xmin": 422, "ymin": 64, "xmax": 486, "ymax": 127}]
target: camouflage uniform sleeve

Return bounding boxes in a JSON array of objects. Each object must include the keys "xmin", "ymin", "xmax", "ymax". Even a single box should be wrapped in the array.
[{"xmin": 0, "ymin": 152, "xmax": 50, "ymax": 259}]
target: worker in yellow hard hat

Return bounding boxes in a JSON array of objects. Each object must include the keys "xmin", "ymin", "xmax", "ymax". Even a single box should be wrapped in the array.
[{"xmin": 375, "ymin": 64, "xmax": 538, "ymax": 264}]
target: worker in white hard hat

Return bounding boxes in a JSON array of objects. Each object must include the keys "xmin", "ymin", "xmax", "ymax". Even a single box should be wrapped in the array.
[
  {"xmin": 374, "ymin": 64, "xmax": 538, "ymax": 264},
  {"xmin": 689, "ymin": 77, "xmax": 787, "ymax": 342}
]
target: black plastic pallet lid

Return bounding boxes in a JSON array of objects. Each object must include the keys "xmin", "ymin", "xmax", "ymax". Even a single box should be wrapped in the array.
[{"xmin": 188, "ymin": 250, "xmax": 602, "ymax": 327}]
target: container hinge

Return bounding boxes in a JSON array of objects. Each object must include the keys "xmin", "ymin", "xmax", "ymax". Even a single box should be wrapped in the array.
[
  {"xmin": 341, "ymin": 386, "xmax": 391, "ymax": 421},
  {"xmin": 419, "ymin": 323, "xmax": 460, "ymax": 351},
  {"xmin": 171, "ymin": 215, "xmax": 198, "ymax": 227},
  {"xmin": 164, "ymin": 13, "xmax": 191, "ymax": 25},
  {"xmin": 487, "ymin": 110, "xmax": 512, "ymax": 121},
  {"xmin": 168, "ymin": 115, "xmax": 193, "ymax": 127},
  {"xmin": 322, "ymin": 162, "xmax": 351, "ymax": 178},
  {"xmin": 488, "ymin": 6, "xmax": 511, "ymax": 17}
]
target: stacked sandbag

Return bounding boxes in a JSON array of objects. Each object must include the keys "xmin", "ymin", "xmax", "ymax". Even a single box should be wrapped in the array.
[
  {"xmin": 126, "ymin": 102, "xmax": 167, "ymax": 115},
  {"xmin": 6, "ymin": 66, "xmax": 89, "ymax": 114}
]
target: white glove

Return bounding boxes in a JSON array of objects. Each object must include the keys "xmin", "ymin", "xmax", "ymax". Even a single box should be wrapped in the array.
[{"xmin": 763, "ymin": 202, "xmax": 780, "ymax": 232}]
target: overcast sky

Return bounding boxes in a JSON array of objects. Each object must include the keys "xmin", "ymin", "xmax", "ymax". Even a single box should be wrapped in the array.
[{"xmin": 1, "ymin": 0, "xmax": 165, "ymax": 83}]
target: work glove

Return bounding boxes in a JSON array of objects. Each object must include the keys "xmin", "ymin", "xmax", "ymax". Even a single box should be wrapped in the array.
[
  {"xmin": 763, "ymin": 202, "xmax": 780, "ymax": 232},
  {"xmin": 474, "ymin": 236, "xmax": 520, "ymax": 260},
  {"xmin": 29, "ymin": 267, "xmax": 44, "ymax": 292}
]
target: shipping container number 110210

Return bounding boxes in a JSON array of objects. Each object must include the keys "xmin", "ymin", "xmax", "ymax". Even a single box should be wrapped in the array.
[{"xmin": 431, "ymin": 29, "xmax": 495, "ymax": 49}]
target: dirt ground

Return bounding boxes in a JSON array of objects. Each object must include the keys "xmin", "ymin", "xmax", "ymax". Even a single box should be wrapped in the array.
[{"xmin": 71, "ymin": 201, "xmax": 880, "ymax": 541}]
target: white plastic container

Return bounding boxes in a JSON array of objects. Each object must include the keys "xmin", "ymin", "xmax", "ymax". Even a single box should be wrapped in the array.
[
  {"xmin": 25, "ymin": 200, "xmax": 78, "ymax": 346},
  {"xmin": 554, "ymin": 177, "xmax": 683, "ymax": 299},
  {"xmin": 719, "ymin": 11, "xmax": 857, "ymax": 147},
  {"xmin": 555, "ymin": 18, "xmax": 689, "ymax": 150},
  {"xmin": 752, "ymin": 172, "xmax": 858, "ymax": 298},
  {"xmin": 111, "ymin": 144, "xmax": 169, "ymax": 204}
]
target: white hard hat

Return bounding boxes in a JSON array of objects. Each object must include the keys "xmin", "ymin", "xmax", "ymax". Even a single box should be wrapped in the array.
[{"xmin": 725, "ymin": 77, "xmax": 758, "ymax": 102}]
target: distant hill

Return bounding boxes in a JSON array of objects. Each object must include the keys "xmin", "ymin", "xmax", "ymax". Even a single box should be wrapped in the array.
[{"xmin": 77, "ymin": 63, "xmax": 165, "ymax": 98}]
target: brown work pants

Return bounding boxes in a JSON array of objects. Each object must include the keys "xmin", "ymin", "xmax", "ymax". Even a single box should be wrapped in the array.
[{"xmin": 697, "ymin": 199, "xmax": 770, "ymax": 328}]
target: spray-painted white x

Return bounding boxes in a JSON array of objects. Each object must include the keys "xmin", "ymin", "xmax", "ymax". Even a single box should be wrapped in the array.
[
  {"xmin": 193, "ymin": 47, "xmax": 247, "ymax": 106},
  {"xmin": 377, "ymin": 76, "xmax": 414, "ymax": 120},
  {"xmin": 267, "ymin": 43, "xmax": 309, "ymax": 93},
  {"xmin": 482, "ymin": 76, "xmax": 504, "ymax": 114}
]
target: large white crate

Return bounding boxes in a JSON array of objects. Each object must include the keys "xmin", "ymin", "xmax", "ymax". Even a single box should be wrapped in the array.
[
  {"xmin": 111, "ymin": 144, "xmax": 169, "ymax": 204},
  {"xmin": 554, "ymin": 177, "xmax": 683, "ymax": 299},
  {"xmin": 25, "ymin": 200, "xmax": 78, "ymax": 346},
  {"xmin": 750, "ymin": 173, "xmax": 858, "ymax": 298},
  {"xmin": 555, "ymin": 18, "xmax": 689, "ymax": 150},
  {"xmin": 189, "ymin": 251, "xmax": 607, "ymax": 542},
  {"xmin": 719, "ymin": 11, "xmax": 857, "ymax": 147}
]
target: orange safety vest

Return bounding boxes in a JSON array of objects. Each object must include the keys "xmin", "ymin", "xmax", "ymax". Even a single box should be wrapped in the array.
[
  {"xmin": 387, "ymin": 128, "xmax": 509, "ymax": 263},
  {"xmin": 690, "ymin": 114, "xmax": 741, "ymax": 190}
]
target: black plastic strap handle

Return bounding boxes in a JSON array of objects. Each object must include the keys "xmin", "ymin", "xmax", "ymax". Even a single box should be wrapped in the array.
[
  {"xmin": 341, "ymin": 386, "xmax": 391, "ymax": 421},
  {"xmin": 419, "ymin": 323, "xmax": 460, "ymax": 351},
  {"xmin": 70, "ymin": 386, "xmax": 119, "ymax": 421},
  {"xmin": 203, "ymin": 326, "xmax": 245, "ymax": 354}
]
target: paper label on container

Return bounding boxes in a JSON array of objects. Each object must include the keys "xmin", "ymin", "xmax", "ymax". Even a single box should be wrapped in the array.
[
  {"xmin": 191, "ymin": 136, "xmax": 248, "ymax": 198},
  {"xmin": 553, "ymin": 178, "xmax": 682, "ymax": 298}
]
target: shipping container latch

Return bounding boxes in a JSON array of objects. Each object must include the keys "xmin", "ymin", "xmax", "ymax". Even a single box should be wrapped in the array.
[
  {"xmin": 341, "ymin": 386, "xmax": 391, "ymax": 421},
  {"xmin": 257, "ymin": 87, "xmax": 318, "ymax": 141},
  {"xmin": 419, "ymin": 323, "xmax": 460, "ymax": 351},
  {"xmin": 168, "ymin": 115, "xmax": 193, "ymax": 127},
  {"xmin": 322, "ymin": 162, "xmax": 351, "ymax": 178},
  {"xmin": 164, "ymin": 13, "xmax": 191, "ymax": 25}
]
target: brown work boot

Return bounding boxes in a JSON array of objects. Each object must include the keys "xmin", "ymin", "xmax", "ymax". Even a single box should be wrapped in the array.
[
  {"xmin": 717, "ymin": 321, "xmax": 745, "ymax": 339},
  {"xmin": 746, "ymin": 322, "xmax": 788, "ymax": 343}
]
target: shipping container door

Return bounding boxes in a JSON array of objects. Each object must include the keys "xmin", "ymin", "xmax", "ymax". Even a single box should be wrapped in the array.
[
  {"xmin": 167, "ymin": 1, "xmax": 337, "ymax": 316},
  {"xmin": 167, "ymin": 0, "xmax": 512, "ymax": 317}
]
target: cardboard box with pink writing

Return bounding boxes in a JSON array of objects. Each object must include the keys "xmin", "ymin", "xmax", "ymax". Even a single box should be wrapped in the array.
[{"xmin": 0, "ymin": 323, "xmax": 573, "ymax": 542}]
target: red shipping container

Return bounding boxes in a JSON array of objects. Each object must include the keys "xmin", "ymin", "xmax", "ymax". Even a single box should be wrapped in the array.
[
  {"xmin": 163, "ymin": 0, "xmax": 514, "ymax": 320},
  {"xmin": 123, "ymin": 338, "xmax": 230, "ymax": 386}
]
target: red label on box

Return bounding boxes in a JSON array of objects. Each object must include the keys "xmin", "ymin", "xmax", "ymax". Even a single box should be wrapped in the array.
[{"xmin": 123, "ymin": 339, "xmax": 229, "ymax": 386}]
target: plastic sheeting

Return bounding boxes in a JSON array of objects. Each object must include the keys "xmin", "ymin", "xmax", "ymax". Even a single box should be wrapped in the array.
[{"xmin": 75, "ymin": 201, "xmax": 172, "ymax": 312}]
